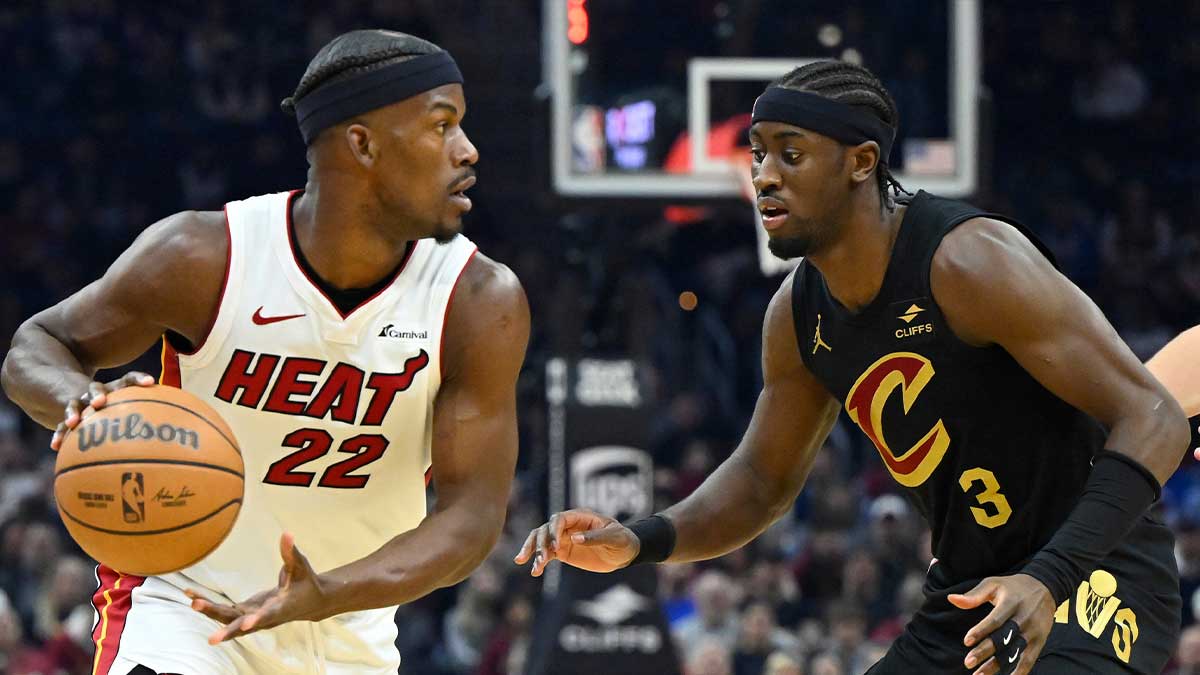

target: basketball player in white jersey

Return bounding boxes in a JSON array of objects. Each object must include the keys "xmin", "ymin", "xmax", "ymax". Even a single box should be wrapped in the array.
[{"xmin": 1, "ymin": 30, "xmax": 529, "ymax": 675}]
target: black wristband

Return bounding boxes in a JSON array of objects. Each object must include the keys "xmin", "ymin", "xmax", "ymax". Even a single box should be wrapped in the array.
[
  {"xmin": 1095, "ymin": 449, "xmax": 1162, "ymax": 501},
  {"xmin": 1022, "ymin": 451, "xmax": 1160, "ymax": 604},
  {"xmin": 626, "ymin": 514, "xmax": 676, "ymax": 566}
]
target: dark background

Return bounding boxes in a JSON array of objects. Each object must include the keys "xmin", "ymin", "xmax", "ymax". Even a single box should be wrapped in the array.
[{"xmin": 1, "ymin": 2, "xmax": 1199, "ymax": 674}]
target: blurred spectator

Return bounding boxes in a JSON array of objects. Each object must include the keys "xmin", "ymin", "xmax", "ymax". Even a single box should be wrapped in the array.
[
  {"xmin": 744, "ymin": 558, "xmax": 803, "ymax": 628},
  {"xmin": 808, "ymin": 650, "xmax": 846, "ymax": 675},
  {"xmin": 839, "ymin": 550, "xmax": 891, "ymax": 629},
  {"xmin": 825, "ymin": 600, "xmax": 870, "ymax": 673},
  {"xmin": 731, "ymin": 602, "xmax": 801, "ymax": 675},
  {"xmin": 1072, "ymin": 38, "xmax": 1150, "ymax": 121},
  {"xmin": 2, "ymin": 2, "xmax": 1200, "ymax": 672},
  {"xmin": 32, "ymin": 556, "xmax": 92, "ymax": 643},
  {"xmin": 1173, "ymin": 624, "xmax": 1200, "ymax": 675},
  {"xmin": 764, "ymin": 650, "xmax": 804, "ymax": 675},
  {"xmin": 687, "ymin": 638, "xmax": 734, "ymax": 675},
  {"xmin": 477, "ymin": 593, "xmax": 533, "ymax": 675},
  {"xmin": 442, "ymin": 561, "xmax": 503, "ymax": 670},
  {"xmin": 674, "ymin": 570, "xmax": 741, "ymax": 658},
  {"xmin": 1179, "ymin": 520, "xmax": 1200, "ymax": 626},
  {"xmin": 869, "ymin": 572, "xmax": 925, "ymax": 645}
]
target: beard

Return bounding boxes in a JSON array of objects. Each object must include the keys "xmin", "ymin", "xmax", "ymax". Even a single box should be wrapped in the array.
[
  {"xmin": 431, "ymin": 218, "xmax": 463, "ymax": 244},
  {"xmin": 767, "ymin": 234, "xmax": 814, "ymax": 260},
  {"xmin": 766, "ymin": 214, "xmax": 839, "ymax": 260}
]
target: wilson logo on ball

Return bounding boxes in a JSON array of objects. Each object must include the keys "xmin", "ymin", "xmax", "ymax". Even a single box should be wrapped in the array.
[{"xmin": 77, "ymin": 413, "xmax": 200, "ymax": 452}]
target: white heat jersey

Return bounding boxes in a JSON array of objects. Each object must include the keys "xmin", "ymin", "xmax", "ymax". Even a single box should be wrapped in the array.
[{"xmin": 156, "ymin": 190, "xmax": 476, "ymax": 669}]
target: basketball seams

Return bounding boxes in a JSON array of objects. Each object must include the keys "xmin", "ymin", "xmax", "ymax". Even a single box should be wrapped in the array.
[
  {"xmin": 59, "ymin": 498, "xmax": 242, "ymax": 536},
  {"xmin": 55, "ymin": 457, "xmax": 245, "ymax": 479},
  {"xmin": 63, "ymin": 398, "xmax": 241, "ymax": 456}
]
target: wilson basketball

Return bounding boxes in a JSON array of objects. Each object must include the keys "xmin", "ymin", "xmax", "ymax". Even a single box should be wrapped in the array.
[{"xmin": 54, "ymin": 385, "xmax": 244, "ymax": 576}]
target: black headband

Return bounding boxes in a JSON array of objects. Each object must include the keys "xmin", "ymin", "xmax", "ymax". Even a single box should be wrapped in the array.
[
  {"xmin": 751, "ymin": 87, "xmax": 895, "ymax": 162},
  {"xmin": 294, "ymin": 51, "xmax": 464, "ymax": 145}
]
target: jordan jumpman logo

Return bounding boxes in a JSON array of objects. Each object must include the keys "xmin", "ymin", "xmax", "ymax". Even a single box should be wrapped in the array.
[{"xmin": 813, "ymin": 313, "xmax": 832, "ymax": 354}]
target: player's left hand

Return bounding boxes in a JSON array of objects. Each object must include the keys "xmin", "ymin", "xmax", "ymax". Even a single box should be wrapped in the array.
[
  {"xmin": 948, "ymin": 573, "xmax": 1056, "ymax": 675},
  {"xmin": 186, "ymin": 533, "xmax": 328, "ymax": 644}
]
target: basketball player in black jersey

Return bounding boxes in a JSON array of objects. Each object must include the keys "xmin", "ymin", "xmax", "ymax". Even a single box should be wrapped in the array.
[{"xmin": 516, "ymin": 61, "xmax": 1188, "ymax": 675}]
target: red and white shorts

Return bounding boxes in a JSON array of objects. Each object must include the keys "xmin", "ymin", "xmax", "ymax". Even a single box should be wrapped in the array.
[{"xmin": 90, "ymin": 565, "xmax": 401, "ymax": 675}]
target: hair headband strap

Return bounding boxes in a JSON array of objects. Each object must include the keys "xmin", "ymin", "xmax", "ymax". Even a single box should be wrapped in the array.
[
  {"xmin": 752, "ymin": 87, "xmax": 895, "ymax": 162},
  {"xmin": 294, "ymin": 51, "xmax": 464, "ymax": 145}
]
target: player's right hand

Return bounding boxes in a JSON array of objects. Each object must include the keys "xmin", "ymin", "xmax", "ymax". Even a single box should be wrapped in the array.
[
  {"xmin": 50, "ymin": 371, "xmax": 156, "ymax": 451},
  {"xmin": 514, "ymin": 509, "xmax": 639, "ymax": 577}
]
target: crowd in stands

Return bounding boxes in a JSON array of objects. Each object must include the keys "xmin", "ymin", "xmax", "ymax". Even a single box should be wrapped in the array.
[{"xmin": 2, "ymin": 2, "xmax": 1199, "ymax": 674}]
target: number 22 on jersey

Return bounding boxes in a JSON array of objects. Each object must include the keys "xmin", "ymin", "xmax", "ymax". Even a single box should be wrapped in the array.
[{"xmin": 265, "ymin": 430, "xmax": 389, "ymax": 489}]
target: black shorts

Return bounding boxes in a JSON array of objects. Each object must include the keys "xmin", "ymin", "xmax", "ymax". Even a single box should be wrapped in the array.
[{"xmin": 867, "ymin": 518, "xmax": 1181, "ymax": 674}]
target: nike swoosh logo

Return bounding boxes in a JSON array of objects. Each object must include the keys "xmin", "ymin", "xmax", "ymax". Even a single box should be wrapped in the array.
[
  {"xmin": 1009, "ymin": 649, "xmax": 1020, "ymax": 663},
  {"xmin": 1003, "ymin": 629, "xmax": 1013, "ymax": 645},
  {"xmin": 252, "ymin": 307, "xmax": 306, "ymax": 325}
]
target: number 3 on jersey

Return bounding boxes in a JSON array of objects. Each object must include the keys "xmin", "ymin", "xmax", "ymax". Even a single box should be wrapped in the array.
[
  {"xmin": 264, "ymin": 428, "xmax": 390, "ymax": 489},
  {"xmin": 958, "ymin": 467, "xmax": 1012, "ymax": 528}
]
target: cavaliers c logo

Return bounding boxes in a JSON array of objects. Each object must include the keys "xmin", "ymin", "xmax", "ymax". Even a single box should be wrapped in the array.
[{"xmin": 845, "ymin": 352, "xmax": 950, "ymax": 488}]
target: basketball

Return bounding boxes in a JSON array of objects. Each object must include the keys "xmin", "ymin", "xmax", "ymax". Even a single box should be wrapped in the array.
[{"xmin": 54, "ymin": 385, "xmax": 244, "ymax": 576}]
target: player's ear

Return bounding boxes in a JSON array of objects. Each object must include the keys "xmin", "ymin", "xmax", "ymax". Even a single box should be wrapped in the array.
[
  {"xmin": 847, "ymin": 141, "xmax": 879, "ymax": 186},
  {"xmin": 344, "ymin": 123, "xmax": 378, "ymax": 167}
]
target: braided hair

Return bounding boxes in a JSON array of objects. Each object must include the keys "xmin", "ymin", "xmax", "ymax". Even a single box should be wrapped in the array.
[
  {"xmin": 281, "ymin": 30, "xmax": 443, "ymax": 127},
  {"xmin": 773, "ymin": 60, "xmax": 910, "ymax": 209}
]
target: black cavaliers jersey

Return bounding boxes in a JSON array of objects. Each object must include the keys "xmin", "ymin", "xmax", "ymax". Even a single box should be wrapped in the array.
[{"xmin": 791, "ymin": 191, "xmax": 1166, "ymax": 586}]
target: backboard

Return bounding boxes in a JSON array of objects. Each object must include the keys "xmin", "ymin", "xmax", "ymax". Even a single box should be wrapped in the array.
[{"xmin": 545, "ymin": 0, "xmax": 980, "ymax": 198}]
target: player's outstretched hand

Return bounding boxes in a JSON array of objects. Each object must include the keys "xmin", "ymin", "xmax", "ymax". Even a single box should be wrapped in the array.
[
  {"xmin": 948, "ymin": 573, "xmax": 1055, "ymax": 675},
  {"xmin": 186, "ymin": 533, "xmax": 328, "ymax": 644},
  {"xmin": 50, "ymin": 371, "xmax": 155, "ymax": 451},
  {"xmin": 514, "ymin": 509, "xmax": 639, "ymax": 577}
]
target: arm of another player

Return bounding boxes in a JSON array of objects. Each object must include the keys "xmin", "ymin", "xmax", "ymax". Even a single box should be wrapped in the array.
[
  {"xmin": 192, "ymin": 254, "xmax": 529, "ymax": 642},
  {"xmin": 0, "ymin": 211, "xmax": 227, "ymax": 443},
  {"xmin": 1146, "ymin": 324, "xmax": 1200, "ymax": 414},
  {"xmin": 515, "ymin": 273, "xmax": 841, "ymax": 575},
  {"xmin": 929, "ymin": 218, "xmax": 1190, "ymax": 675}
]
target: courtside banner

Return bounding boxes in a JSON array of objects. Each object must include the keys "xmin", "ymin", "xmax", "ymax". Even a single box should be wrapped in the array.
[{"xmin": 525, "ymin": 358, "xmax": 681, "ymax": 675}]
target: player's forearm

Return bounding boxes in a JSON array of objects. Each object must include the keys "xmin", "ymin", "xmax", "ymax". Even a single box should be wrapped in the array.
[
  {"xmin": 661, "ymin": 452, "xmax": 792, "ymax": 563},
  {"xmin": 314, "ymin": 503, "xmax": 502, "ymax": 616},
  {"xmin": 1023, "ymin": 401, "xmax": 1187, "ymax": 603},
  {"xmin": 1, "ymin": 319, "xmax": 94, "ymax": 429}
]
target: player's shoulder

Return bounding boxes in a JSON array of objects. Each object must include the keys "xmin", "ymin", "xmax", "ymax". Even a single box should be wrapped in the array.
[
  {"xmin": 132, "ymin": 210, "xmax": 228, "ymax": 272},
  {"xmin": 441, "ymin": 252, "xmax": 530, "ymax": 378},
  {"xmin": 454, "ymin": 251, "xmax": 527, "ymax": 314},
  {"xmin": 932, "ymin": 216, "xmax": 1050, "ymax": 290},
  {"xmin": 766, "ymin": 267, "xmax": 798, "ymax": 322},
  {"xmin": 931, "ymin": 217, "xmax": 1063, "ymax": 346},
  {"xmin": 762, "ymin": 268, "xmax": 801, "ymax": 349}
]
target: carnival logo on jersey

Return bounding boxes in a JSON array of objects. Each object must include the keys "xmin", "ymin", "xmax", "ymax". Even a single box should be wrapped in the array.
[
  {"xmin": 213, "ymin": 348, "xmax": 430, "ymax": 425},
  {"xmin": 378, "ymin": 324, "xmax": 429, "ymax": 340},
  {"xmin": 845, "ymin": 352, "xmax": 950, "ymax": 487}
]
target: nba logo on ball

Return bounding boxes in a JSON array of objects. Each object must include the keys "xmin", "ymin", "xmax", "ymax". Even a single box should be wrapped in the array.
[{"xmin": 121, "ymin": 472, "xmax": 145, "ymax": 524}]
